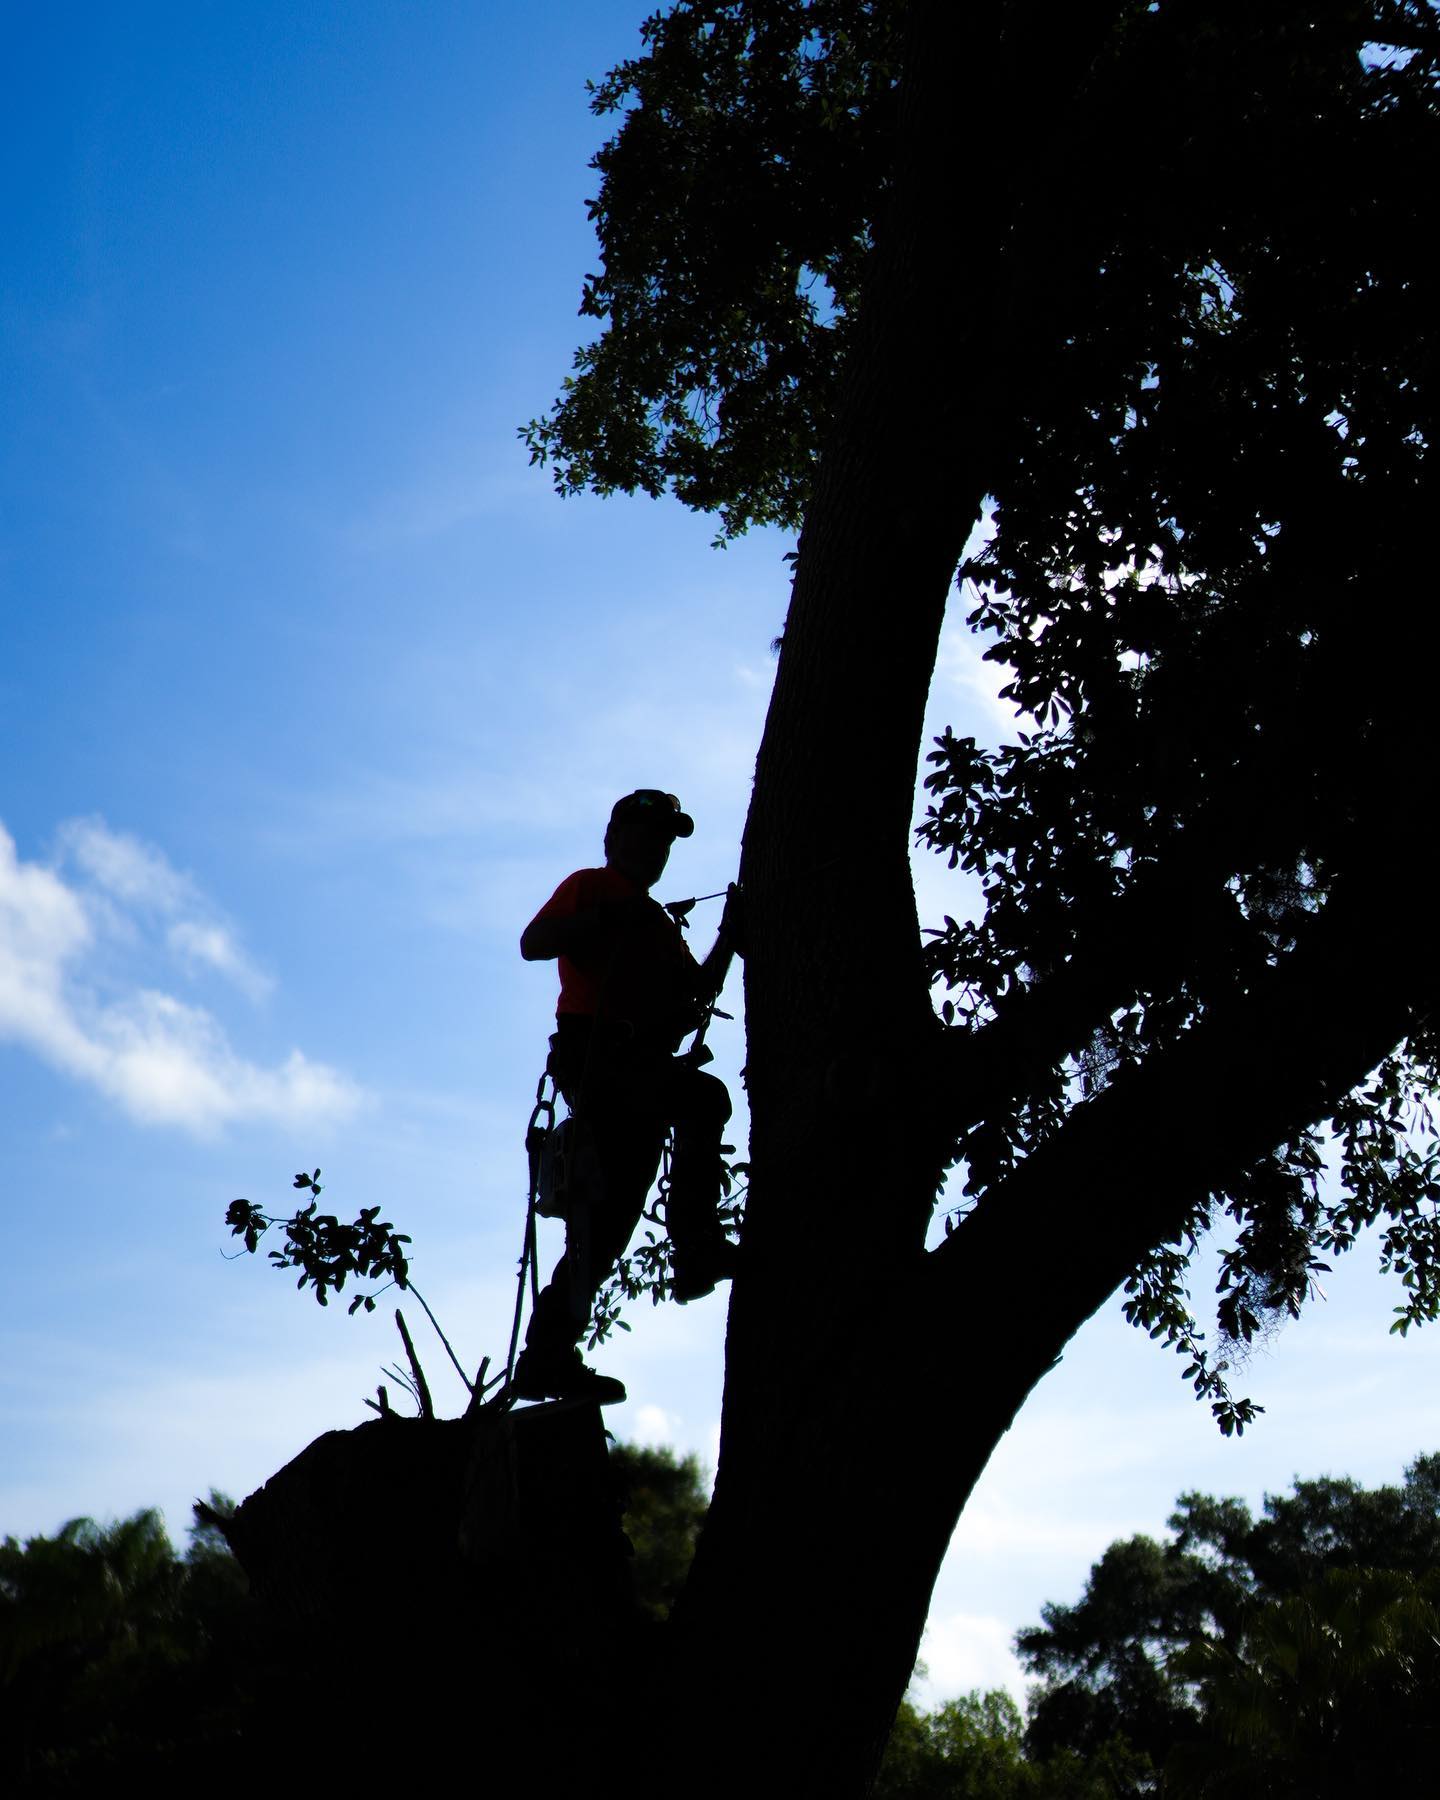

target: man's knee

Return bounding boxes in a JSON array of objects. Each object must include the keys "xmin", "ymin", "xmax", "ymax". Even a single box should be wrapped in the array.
[
  {"xmin": 675, "ymin": 1068, "xmax": 731, "ymax": 1132},
  {"xmin": 703, "ymin": 1070, "xmax": 732, "ymax": 1125}
]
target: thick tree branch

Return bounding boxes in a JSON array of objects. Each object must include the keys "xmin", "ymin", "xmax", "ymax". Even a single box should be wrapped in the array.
[
  {"xmin": 926, "ymin": 865, "xmax": 1247, "ymax": 1134},
  {"xmin": 926, "ymin": 862, "xmax": 1429, "ymax": 1343}
]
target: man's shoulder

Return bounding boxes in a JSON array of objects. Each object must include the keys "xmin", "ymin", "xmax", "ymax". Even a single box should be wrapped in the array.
[{"xmin": 538, "ymin": 866, "xmax": 632, "ymax": 914}]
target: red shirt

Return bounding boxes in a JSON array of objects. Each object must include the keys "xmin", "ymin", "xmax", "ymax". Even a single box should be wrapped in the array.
[{"xmin": 530, "ymin": 866, "xmax": 699, "ymax": 1028}]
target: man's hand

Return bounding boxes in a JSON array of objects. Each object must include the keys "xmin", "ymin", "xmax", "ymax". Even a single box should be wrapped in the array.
[
  {"xmin": 695, "ymin": 884, "xmax": 743, "ymax": 1002},
  {"xmin": 716, "ymin": 883, "xmax": 745, "ymax": 960}
]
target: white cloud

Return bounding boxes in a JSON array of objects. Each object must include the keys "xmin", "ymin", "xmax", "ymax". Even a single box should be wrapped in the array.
[
  {"xmin": 948, "ymin": 1490, "xmax": 1126, "ymax": 1563},
  {"xmin": 59, "ymin": 816, "xmax": 193, "ymax": 912},
  {"xmin": 0, "ymin": 820, "xmax": 359, "ymax": 1136},
  {"xmin": 0, "ymin": 838, "xmax": 93, "ymax": 965},
  {"xmin": 57, "ymin": 816, "xmax": 271, "ymax": 998},
  {"xmin": 932, "ymin": 623, "xmax": 1023, "ymax": 742},
  {"xmin": 167, "ymin": 919, "xmax": 272, "ymax": 1000},
  {"xmin": 85, "ymin": 992, "xmax": 355, "ymax": 1132},
  {"xmin": 0, "ymin": 1335, "xmax": 396, "ymax": 1544},
  {"xmin": 633, "ymin": 1403, "xmax": 678, "ymax": 1444},
  {"xmin": 914, "ymin": 1612, "xmax": 1028, "ymax": 1704}
]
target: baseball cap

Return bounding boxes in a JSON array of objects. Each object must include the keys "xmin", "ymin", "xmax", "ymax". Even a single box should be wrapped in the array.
[{"xmin": 608, "ymin": 790, "xmax": 695, "ymax": 839}]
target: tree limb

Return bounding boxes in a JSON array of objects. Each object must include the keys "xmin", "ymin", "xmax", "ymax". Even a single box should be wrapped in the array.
[
  {"xmin": 394, "ymin": 1310, "xmax": 434, "ymax": 1422},
  {"xmin": 927, "ymin": 864, "xmax": 1429, "ymax": 1341}
]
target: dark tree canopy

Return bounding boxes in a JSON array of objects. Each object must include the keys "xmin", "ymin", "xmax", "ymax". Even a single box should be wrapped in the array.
[
  {"xmin": 873, "ymin": 1455, "xmax": 1440, "ymax": 1797},
  {"xmin": 0, "ymin": 1448, "xmax": 708, "ymax": 1792},
  {"xmin": 528, "ymin": 0, "xmax": 1440, "ymax": 1430},
  {"xmin": 876, "ymin": 1687, "xmax": 1151, "ymax": 1799},
  {"xmin": 0, "ymin": 1499, "xmax": 259, "ymax": 1790},
  {"xmin": 607, "ymin": 1441, "xmax": 709, "ymax": 1617},
  {"xmin": 523, "ymin": 0, "xmax": 906, "ymax": 537},
  {"xmin": 1020, "ymin": 1453, "xmax": 1440, "ymax": 1788}
]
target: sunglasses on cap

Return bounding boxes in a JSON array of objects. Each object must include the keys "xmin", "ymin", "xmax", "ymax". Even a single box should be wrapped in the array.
[{"xmin": 609, "ymin": 790, "xmax": 695, "ymax": 839}]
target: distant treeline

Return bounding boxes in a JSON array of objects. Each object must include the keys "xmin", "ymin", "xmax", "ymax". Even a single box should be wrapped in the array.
[
  {"xmin": 876, "ymin": 1453, "xmax": 1440, "ymax": 1798},
  {"xmin": 4, "ymin": 1451, "xmax": 1437, "ymax": 1796},
  {"xmin": 0, "ymin": 1443, "xmax": 705, "ymax": 1791}
]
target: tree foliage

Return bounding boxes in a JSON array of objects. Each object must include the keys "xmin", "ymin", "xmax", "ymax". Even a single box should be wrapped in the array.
[
  {"xmin": 522, "ymin": 0, "xmax": 905, "ymax": 538},
  {"xmin": 1019, "ymin": 1454, "xmax": 1440, "ymax": 1789},
  {"xmin": 226, "ymin": 1170, "xmax": 412, "ymax": 1314},
  {"xmin": 876, "ymin": 1688, "xmax": 1150, "ymax": 1799},
  {"xmin": 871, "ymin": 1455, "xmax": 1440, "ymax": 1795},
  {"xmin": 529, "ymin": 0, "xmax": 1440, "ymax": 1432},
  {"xmin": 0, "ymin": 1447, "xmax": 707, "ymax": 1790},
  {"xmin": 608, "ymin": 1441, "xmax": 710, "ymax": 1617},
  {"xmin": 1168, "ymin": 1567, "xmax": 1440, "ymax": 1796},
  {"xmin": 917, "ymin": 0, "xmax": 1440, "ymax": 1425},
  {"xmin": 0, "ymin": 1498, "xmax": 258, "ymax": 1791}
]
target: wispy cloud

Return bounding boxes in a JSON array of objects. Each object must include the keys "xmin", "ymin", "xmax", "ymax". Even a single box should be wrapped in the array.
[
  {"xmin": 57, "ymin": 817, "xmax": 272, "ymax": 999},
  {"xmin": 632, "ymin": 1403, "xmax": 680, "ymax": 1444},
  {"xmin": 165, "ymin": 919, "xmax": 270, "ymax": 1000},
  {"xmin": 0, "ymin": 820, "xmax": 360, "ymax": 1135},
  {"xmin": 931, "ymin": 622, "xmax": 1023, "ymax": 743},
  {"xmin": 914, "ymin": 1612, "xmax": 1028, "ymax": 1704},
  {"xmin": 59, "ymin": 816, "xmax": 195, "ymax": 912},
  {"xmin": 340, "ymin": 458, "xmax": 548, "ymax": 553}
]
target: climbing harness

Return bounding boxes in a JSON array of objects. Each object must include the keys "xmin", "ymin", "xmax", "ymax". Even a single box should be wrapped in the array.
[
  {"xmin": 526, "ymin": 1070, "xmax": 569, "ymax": 1220},
  {"xmin": 504, "ymin": 1058, "xmax": 613, "ymax": 1389}
]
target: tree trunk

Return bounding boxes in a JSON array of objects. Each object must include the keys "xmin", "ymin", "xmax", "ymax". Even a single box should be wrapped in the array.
[{"xmin": 665, "ymin": 5, "xmax": 1129, "ymax": 1790}]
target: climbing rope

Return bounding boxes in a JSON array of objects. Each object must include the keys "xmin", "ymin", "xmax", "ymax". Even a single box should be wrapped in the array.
[{"xmin": 502, "ymin": 1068, "xmax": 557, "ymax": 1395}]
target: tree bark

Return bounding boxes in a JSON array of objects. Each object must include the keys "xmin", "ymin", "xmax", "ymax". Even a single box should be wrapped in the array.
[{"xmin": 663, "ymin": 4, "xmax": 1139, "ymax": 1791}]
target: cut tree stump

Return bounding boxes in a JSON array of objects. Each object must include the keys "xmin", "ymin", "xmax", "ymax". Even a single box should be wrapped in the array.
[{"xmin": 221, "ymin": 1399, "xmax": 647, "ymax": 1745}]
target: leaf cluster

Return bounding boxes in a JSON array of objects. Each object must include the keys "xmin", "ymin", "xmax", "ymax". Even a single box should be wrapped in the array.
[
  {"xmin": 1165, "ymin": 1565, "xmax": 1440, "ymax": 1796},
  {"xmin": 225, "ymin": 1171, "xmax": 412, "ymax": 1315},
  {"xmin": 1018, "ymin": 1454, "xmax": 1440, "ymax": 1785},
  {"xmin": 587, "ymin": 1147, "xmax": 747, "ymax": 1348},
  {"xmin": 917, "ymin": 2, "xmax": 1440, "ymax": 1423},
  {"xmin": 522, "ymin": 0, "xmax": 905, "ymax": 538}
]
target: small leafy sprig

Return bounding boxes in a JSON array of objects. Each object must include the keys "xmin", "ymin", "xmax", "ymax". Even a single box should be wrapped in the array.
[
  {"xmin": 225, "ymin": 1170, "xmax": 412, "ymax": 1315},
  {"xmin": 586, "ymin": 1151, "xmax": 747, "ymax": 1350},
  {"xmin": 1122, "ymin": 1228, "xmax": 1263, "ymax": 1438},
  {"xmin": 225, "ymin": 1174, "xmax": 495, "ymax": 1416}
]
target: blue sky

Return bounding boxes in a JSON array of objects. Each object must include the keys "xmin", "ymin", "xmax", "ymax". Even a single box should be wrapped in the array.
[{"xmin": 4, "ymin": 0, "xmax": 1439, "ymax": 1704}]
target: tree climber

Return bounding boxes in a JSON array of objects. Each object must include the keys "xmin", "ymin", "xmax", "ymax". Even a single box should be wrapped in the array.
[{"xmin": 512, "ymin": 790, "xmax": 742, "ymax": 1405}]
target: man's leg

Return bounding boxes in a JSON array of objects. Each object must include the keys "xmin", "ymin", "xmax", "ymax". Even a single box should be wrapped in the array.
[
  {"xmin": 516, "ymin": 1040, "xmax": 663, "ymax": 1399},
  {"xmin": 653, "ymin": 1062, "xmax": 736, "ymax": 1302},
  {"xmin": 525, "ymin": 1106, "xmax": 663, "ymax": 1348}
]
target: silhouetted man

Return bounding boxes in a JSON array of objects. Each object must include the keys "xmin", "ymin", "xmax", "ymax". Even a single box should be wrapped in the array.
[{"xmin": 512, "ymin": 790, "xmax": 740, "ymax": 1405}]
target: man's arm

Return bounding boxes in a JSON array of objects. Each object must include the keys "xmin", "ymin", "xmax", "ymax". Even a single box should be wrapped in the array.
[
  {"xmin": 519, "ymin": 913, "xmax": 573, "ymax": 961},
  {"xmin": 694, "ymin": 885, "xmax": 743, "ymax": 1003},
  {"xmin": 520, "ymin": 894, "xmax": 653, "ymax": 963}
]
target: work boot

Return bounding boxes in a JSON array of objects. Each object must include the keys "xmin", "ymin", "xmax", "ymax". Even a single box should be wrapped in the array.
[
  {"xmin": 671, "ymin": 1238, "xmax": 740, "ymax": 1305},
  {"xmin": 511, "ymin": 1343, "xmax": 627, "ymax": 1406}
]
